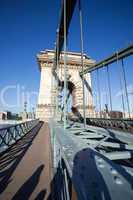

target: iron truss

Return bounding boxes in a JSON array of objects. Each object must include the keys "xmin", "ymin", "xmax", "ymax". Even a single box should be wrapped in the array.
[{"xmin": 80, "ymin": 44, "xmax": 133, "ymax": 75}]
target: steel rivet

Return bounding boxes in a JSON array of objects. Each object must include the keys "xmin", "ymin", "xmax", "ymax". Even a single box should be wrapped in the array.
[
  {"xmin": 114, "ymin": 176, "xmax": 123, "ymax": 185},
  {"xmin": 110, "ymin": 167, "xmax": 117, "ymax": 175}
]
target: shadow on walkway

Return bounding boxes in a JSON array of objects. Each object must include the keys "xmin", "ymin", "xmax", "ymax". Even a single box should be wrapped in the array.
[
  {"xmin": 35, "ymin": 189, "xmax": 47, "ymax": 200},
  {"xmin": 0, "ymin": 121, "xmax": 43, "ymax": 194},
  {"xmin": 12, "ymin": 165, "xmax": 46, "ymax": 200}
]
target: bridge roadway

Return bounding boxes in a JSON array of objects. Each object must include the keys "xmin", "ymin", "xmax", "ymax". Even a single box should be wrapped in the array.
[{"xmin": 0, "ymin": 121, "xmax": 53, "ymax": 200}]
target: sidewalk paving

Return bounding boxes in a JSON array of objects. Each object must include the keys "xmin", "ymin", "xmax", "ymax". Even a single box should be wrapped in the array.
[{"xmin": 0, "ymin": 122, "xmax": 52, "ymax": 200}]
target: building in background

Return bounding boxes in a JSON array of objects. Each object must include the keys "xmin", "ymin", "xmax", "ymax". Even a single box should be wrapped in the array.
[{"xmin": 0, "ymin": 112, "xmax": 7, "ymax": 120}]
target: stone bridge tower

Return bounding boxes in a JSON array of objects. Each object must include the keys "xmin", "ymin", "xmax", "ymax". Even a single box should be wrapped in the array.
[{"xmin": 36, "ymin": 50, "xmax": 95, "ymax": 121}]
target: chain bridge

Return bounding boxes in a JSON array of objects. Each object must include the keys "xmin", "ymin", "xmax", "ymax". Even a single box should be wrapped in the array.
[{"xmin": 0, "ymin": 0, "xmax": 133, "ymax": 200}]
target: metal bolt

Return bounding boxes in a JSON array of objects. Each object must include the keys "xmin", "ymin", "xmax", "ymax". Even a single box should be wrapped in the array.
[
  {"xmin": 110, "ymin": 167, "xmax": 118, "ymax": 175},
  {"xmin": 114, "ymin": 176, "xmax": 123, "ymax": 185}
]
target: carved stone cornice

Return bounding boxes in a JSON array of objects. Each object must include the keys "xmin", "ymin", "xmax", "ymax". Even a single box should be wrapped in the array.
[
  {"xmin": 37, "ymin": 104, "xmax": 54, "ymax": 108},
  {"xmin": 37, "ymin": 49, "xmax": 95, "ymax": 71}
]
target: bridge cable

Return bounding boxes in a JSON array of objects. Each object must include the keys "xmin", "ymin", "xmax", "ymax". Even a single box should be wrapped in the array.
[
  {"xmin": 61, "ymin": 52, "xmax": 63, "ymax": 121},
  {"xmin": 78, "ymin": 0, "xmax": 86, "ymax": 127},
  {"xmin": 93, "ymin": 72, "xmax": 98, "ymax": 117},
  {"xmin": 121, "ymin": 58, "xmax": 131, "ymax": 119},
  {"xmin": 116, "ymin": 52, "xmax": 125, "ymax": 118},
  {"xmin": 95, "ymin": 77, "xmax": 98, "ymax": 117},
  {"xmin": 61, "ymin": 53, "xmax": 63, "ymax": 80},
  {"xmin": 103, "ymin": 63, "xmax": 109, "ymax": 118},
  {"xmin": 51, "ymin": 59, "xmax": 55, "ymax": 118},
  {"xmin": 96, "ymin": 69, "xmax": 102, "ymax": 118},
  {"xmin": 106, "ymin": 64, "xmax": 112, "ymax": 112},
  {"xmin": 63, "ymin": 0, "xmax": 67, "ymax": 129},
  {"xmin": 56, "ymin": 30, "xmax": 59, "ymax": 117},
  {"xmin": 91, "ymin": 72, "xmax": 95, "ymax": 117},
  {"xmin": 60, "ymin": 52, "xmax": 64, "ymax": 122}
]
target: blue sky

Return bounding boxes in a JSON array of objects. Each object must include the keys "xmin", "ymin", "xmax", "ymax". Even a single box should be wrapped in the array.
[{"xmin": 0, "ymin": 0, "xmax": 133, "ymax": 113}]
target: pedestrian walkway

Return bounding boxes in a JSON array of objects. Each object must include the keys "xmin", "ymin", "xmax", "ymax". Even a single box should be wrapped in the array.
[{"xmin": 0, "ymin": 122, "xmax": 52, "ymax": 200}]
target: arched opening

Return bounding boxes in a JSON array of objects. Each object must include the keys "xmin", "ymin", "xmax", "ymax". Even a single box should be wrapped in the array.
[
  {"xmin": 58, "ymin": 80, "xmax": 76, "ymax": 112},
  {"xmin": 58, "ymin": 80, "xmax": 83, "ymax": 121}
]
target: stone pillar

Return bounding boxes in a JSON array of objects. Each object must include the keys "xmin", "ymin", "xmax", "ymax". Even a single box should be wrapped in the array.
[
  {"xmin": 36, "ymin": 62, "xmax": 54, "ymax": 121},
  {"xmin": 36, "ymin": 50, "xmax": 95, "ymax": 121}
]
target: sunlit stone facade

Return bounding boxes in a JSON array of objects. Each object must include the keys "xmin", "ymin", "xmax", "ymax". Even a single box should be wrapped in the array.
[{"xmin": 36, "ymin": 50, "xmax": 95, "ymax": 121}]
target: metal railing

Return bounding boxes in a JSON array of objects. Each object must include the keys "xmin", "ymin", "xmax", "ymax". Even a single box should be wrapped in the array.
[
  {"xmin": 87, "ymin": 118, "xmax": 133, "ymax": 133},
  {"xmin": 0, "ymin": 119, "xmax": 39, "ymax": 154}
]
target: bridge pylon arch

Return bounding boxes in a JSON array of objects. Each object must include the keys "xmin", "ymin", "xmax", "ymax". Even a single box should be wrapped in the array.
[{"xmin": 36, "ymin": 49, "xmax": 95, "ymax": 121}]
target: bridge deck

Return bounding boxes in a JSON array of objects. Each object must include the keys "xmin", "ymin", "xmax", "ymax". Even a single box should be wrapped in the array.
[{"xmin": 0, "ymin": 122, "xmax": 52, "ymax": 200}]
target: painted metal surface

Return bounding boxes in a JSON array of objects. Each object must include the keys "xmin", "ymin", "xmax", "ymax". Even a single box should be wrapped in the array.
[
  {"xmin": 49, "ymin": 120, "xmax": 133, "ymax": 200},
  {"xmin": 0, "ymin": 119, "xmax": 39, "ymax": 153},
  {"xmin": 80, "ymin": 44, "xmax": 133, "ymax": 75},
  {"xmin": 87, "ymin": 118, "xmax": 133, "ymax": 133}
]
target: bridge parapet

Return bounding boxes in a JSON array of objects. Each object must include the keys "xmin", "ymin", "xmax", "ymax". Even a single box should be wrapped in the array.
[
  {"xmin": 0, "ymin": 119, "xmax": 39, "ymax": 154},
  {"xmin": 49, "ymin": 120, "xmax": 133, "ymax": 199}
]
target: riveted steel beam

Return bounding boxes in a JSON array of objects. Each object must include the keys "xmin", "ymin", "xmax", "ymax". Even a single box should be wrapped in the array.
[
  {"xmin": 53, "ymin": 0, "xmax": 77, "ymax": 72},
  {"xmin": 103, "ymin": 151, "xmax": 133, "ymax": 160},
  {"xmin": 80, "ymin": 44, "xmax": 133, "ymax": 75}
]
